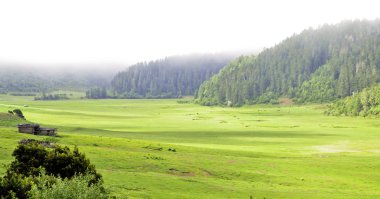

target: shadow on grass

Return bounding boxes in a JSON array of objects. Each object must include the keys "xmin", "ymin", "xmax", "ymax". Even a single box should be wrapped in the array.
[{"xmin": 50, "ymin": 124, "xmax": 337, "ymax": 141}]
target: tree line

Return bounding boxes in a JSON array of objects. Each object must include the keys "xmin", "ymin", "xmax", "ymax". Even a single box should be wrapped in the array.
[{"xmin": 111, "ymin": 54, "xmax": 237, "ymax": 98}]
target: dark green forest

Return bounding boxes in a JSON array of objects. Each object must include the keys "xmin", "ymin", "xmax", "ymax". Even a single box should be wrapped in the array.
[
  {"xmin": 111, "ymin": 54, "xmax": 237, "ymax": 98},
  {"xmin": 196, "ymin": 20, "xmax": 380, "ymax": 106}
]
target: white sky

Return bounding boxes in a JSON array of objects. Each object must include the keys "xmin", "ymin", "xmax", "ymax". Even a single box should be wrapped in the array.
[{"xmin": 0, "ymin": 0, "xmax": 379, "ymax": 67}]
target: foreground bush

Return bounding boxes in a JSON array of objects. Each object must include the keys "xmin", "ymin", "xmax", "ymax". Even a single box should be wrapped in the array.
[
  {"xmin": 28, "ymin": 174, "xmax": 108, "ymax": 199},
  {"xmin": 0, "ymin": 171, "xmax": 33, "ymax": 199},
  {"xmin": 9, "ymin": 140, "xmax": 102, "ymax": 183},
  {"xmin": 0, "ymin": 140, "xmax": 107, "ymax": 198}
]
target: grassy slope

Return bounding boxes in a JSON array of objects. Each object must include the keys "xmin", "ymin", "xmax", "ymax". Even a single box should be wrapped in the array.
[
  {"xmin": 0, "ymin": 94, "xmax": 380, "ymax": 198},
  {"xmin": 0, "ymin": 112, "xmax": 26, "ymax": 127}
]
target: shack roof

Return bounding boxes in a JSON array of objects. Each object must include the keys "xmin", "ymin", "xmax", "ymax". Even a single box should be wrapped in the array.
[
  {"xmin": 17, "ymin": 124, "xmax": 40, "ymax": 128},
  {"xmin": 39, "ymin": 128, "xmax": 56, "ymax": 131}
]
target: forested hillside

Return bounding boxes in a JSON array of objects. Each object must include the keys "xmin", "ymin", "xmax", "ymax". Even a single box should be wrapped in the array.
[
  {"xmin": 197, "ymin": 20, "xmax": 380, "ymax": 106},
  {"xmin": 111, "ymin": 54, "xmax": 237, "ymax": 98}
]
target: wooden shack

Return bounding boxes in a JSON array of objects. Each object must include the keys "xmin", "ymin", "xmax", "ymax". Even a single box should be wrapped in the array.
[
  {"xmin": 17, "ymin": 124, "xmax": 57, "ymax": 136},
  {"xmin": 17, "ymin": 124, "xmax": 40, "ymax": 135},
  {"xmin": 38, "ymin": 128, "xmax": 57, "ymax": 136}
]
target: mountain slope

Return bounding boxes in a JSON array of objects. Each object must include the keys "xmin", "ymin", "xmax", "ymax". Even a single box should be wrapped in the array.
[
  {"xmin": 196, "ymin": 20, "xmax": 380, "ymax": 106},
  {"xmin": 111, "ymin": 54, "xmax": 238, "ymax": 98}
]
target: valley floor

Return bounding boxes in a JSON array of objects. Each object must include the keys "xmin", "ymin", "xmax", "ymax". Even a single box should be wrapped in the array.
[{"xmin": 1, "ymin": 95, "xmax": 380, "ymax": 198}]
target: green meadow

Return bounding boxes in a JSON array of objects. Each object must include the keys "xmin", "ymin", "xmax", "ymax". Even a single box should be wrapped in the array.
[{"xmin": 1, "ymin": 95, "xmax": 380, "ymax": 198}]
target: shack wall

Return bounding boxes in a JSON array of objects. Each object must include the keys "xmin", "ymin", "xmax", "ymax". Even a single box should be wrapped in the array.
[
  {"xmin": 18, "ymin": 127, "xmax": 35, "ymax": 134},
  {"xmin": 39, "ymin": 129, "xmax": 56, "ymax": 136}
]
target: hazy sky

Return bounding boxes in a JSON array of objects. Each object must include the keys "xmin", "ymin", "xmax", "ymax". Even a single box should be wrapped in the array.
[{"xmin": 0, "ymin": 0, "xmax": 379, "ymax": 67}]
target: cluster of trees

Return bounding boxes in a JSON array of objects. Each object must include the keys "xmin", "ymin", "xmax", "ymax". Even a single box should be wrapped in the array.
[
  {"xmin": 111, "ymin": 54, "xmax": 236, "ymax": 98},
  {"xmin": 326, "ymin": 84, "xmax": 380, "ymax": 116},
  {"xmin": 0, "ymin": 139, "xmax": 107, "ymax": 198},
  {"xmin": 85, "ymin": 87, "xmax": 107, "ymax": 99},
  {"xmin": 9, "ymin": 93, "xmax": 36, "ymax": 96},
  {"xmin": 197, "ymin": 20, "xmax": 380, "ymax": 106},
  {"xmin": 34, "ymin": 93, "xmax": 69, "ymax": 100},
  {"xmin": 8, "ymin": 109, "xmax": 26, "ymax": 120}
]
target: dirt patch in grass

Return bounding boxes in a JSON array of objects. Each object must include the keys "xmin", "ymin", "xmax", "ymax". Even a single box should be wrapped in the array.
[
  {"xmin": 168, "ymin": 168, "xmax": 196, "ymax": 177},
  {"xmin": 279, "ymin": 98, "xmax": 294, "ymax": 106},
  {"xmin": 312, "ymin": 145, "xmax": 359, "ymax": 153},
  {"xmin": 227, "ymin": 159, "xmax": 237, "ymax": 164}
]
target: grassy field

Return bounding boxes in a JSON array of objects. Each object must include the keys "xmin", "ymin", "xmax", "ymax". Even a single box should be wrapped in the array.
[{"xmin": 1, "ymin": 95, "xmax": 380, "ymax": 198}]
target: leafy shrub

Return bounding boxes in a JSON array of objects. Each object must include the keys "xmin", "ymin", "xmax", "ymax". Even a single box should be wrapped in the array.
[
  {"xmin": 44, "ymin": 146, "xmax": 101, "ymax": 184},
  {"xmin": 0, "ymin": 170, "xmax": 34, "ymax": 199},
  {"xmin": 9, "ymin": 141, "xmax": 102, "ymax": 183},
  {"xmin": 326, "ymin": 84, "xmax": 380, "ymax": 116},
  {"xmin": 255, "ymin": 92, "xmax": 279, "ymax": 104},
  {"xmin": 12, "ymin": 109, "xmax": 25, "ymax": 120},
  {"xmin": 10, "ymin": 142, "xmax": 48, "ymax": 176},
  {"xmin": 0, "ymin": 140, "xmax": 105, "ymax": 198},
  {"xmin": 28, "ymin": 174, "xmax": 108, "ymax": 199}
]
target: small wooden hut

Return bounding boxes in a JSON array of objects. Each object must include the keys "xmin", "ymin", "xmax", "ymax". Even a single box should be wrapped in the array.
[
  {"xmin": 38, "ymin": 128, "xmax": 57, "ymax": 136},
  {"xmin": 17, "ymin": 124, "xmax": 57, "ymax": 136},
  {"xmin": 17, "ymin": 124, "xmax": 40, "ymax": 134}
]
